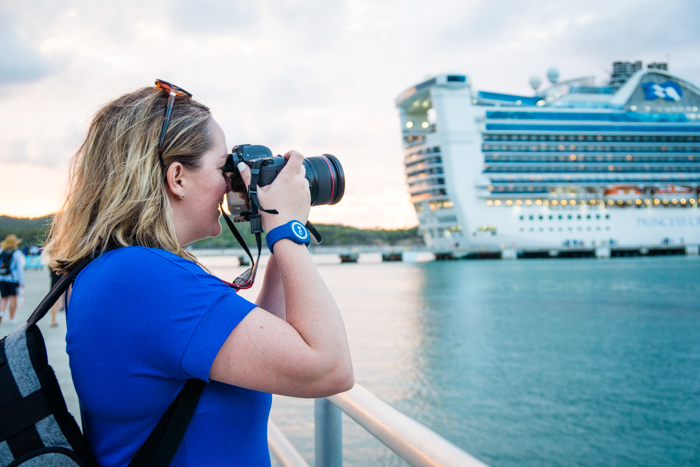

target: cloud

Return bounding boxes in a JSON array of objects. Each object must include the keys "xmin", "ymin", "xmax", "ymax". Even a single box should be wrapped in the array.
[
  {"xmin": 169, "ymin": 0, "xmax": 262, "ymax": 36},
  {"xmin": 2, "ymin": 0, "xmax": 700, "ymax": 225},
  {"xmin": 0, "ymin": 12, "xmax": 54, "ymax": 86}
]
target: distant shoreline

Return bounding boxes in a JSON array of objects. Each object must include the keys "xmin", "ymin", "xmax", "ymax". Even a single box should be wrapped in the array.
[{"xmin": 0, "ymin": 214, "xmax": 423, "ymax": 248}]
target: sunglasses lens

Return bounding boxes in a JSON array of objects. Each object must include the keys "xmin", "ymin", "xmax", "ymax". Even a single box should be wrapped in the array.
[
  {"xmin": 232, "ymin": 261, "xmax": 258, "ymax": 290},
  {"xmin": 155, "ymin": 80, "xmax": 191, "ymax": 97},
  {"xmin": 233, "ymin": 268, "xmax": 252, "ymax": 286},
  {"xmin": 155, "ymin": 80, "xmax": 172, "ymax": 92}
]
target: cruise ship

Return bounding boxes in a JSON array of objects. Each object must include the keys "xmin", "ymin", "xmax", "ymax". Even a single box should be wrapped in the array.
[{"xmin": 395, "ymin": 61, "xmax": 700, "ymax": 251}]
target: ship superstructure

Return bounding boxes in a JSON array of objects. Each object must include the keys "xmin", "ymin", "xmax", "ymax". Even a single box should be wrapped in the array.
[{"xmin": 396, "ymin": 62, "xmax": 700, "ymax": 251}]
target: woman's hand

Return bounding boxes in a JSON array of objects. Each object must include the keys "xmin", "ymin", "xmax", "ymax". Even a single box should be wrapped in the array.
[
  {"xmin": 211, "ymin": 150, "xmax": 354, "ymax": 397},
  {"xmin": 237, "ymin": 150, "xmax": 311, "ymax": 232}
]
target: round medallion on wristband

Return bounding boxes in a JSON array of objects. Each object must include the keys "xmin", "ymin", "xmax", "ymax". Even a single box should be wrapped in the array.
[{"xmin": 266, "ymin": 221, "xmax": 310, "ymax": 254}]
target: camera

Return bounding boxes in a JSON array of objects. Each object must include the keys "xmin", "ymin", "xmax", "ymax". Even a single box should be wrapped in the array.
[{"xmin": 223, "ymin": 144, "xmax": 345, "ymax": 221}]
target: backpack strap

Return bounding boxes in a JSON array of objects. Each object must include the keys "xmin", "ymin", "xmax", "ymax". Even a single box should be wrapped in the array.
[
  {"xmin": 26, "ymin": 246, "xmax": 205, "ymax": 467},
  {"xmin": 128, "ymin": 379, "xmax": 205, "ymax": 467},
  {"xmin": 27, "ymin": 245, "xmax": 122, "ymax": 326},
  {"xmin": 27, "ymin": 255, "xmax": 93, "ymax": 327}
]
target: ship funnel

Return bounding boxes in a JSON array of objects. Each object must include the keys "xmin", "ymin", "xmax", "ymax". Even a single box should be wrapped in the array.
[
  {"xmin": 546, "ymin": 67, "xmax": 560, "ymax": 84},
  {"xmin": 529, "ymin": 75, "xmax": 542, "ymax": 92}
]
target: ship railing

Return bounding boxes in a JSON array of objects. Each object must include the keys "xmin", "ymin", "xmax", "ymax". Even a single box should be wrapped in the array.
[
  {"xmin": 405, "ymin": 163, "xmax": 445, "ymax": 177},
  {"xmin": 406, "ymin": 175, "xmax": 445, "ymax": 186},
  {"xmin": 268, "ymin": 383, "xmax": 489, "ymax": 467}
]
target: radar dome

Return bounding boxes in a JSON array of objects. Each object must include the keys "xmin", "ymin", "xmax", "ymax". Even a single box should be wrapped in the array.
[
  {"xmin": 547, "ymin": 67, "xmax": 560, "ymax": 84},
  {"xmin": 529, "ymin": 75, "xmax": 542, "ymax": 91}
]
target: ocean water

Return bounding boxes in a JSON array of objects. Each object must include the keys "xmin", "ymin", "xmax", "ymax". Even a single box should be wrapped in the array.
[{"xmin": 202, "ymin": 255, "xmax": 700, "ymax": 467}]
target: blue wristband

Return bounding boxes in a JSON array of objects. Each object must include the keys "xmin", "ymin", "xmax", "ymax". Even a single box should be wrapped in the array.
[{"xmin": 266, "ymin": 221, "xmax": 310, "ymax": 254}]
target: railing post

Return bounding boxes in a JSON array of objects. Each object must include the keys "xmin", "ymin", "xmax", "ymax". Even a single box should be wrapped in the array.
[{"xmin": 315, "ymin": 398, "xmax": 342, "ymax": 467}]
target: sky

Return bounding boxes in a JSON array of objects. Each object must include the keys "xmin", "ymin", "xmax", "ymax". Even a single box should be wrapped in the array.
[{"xmin": 1, "ymin": 0, "xmax": 699, "ymax": 229}]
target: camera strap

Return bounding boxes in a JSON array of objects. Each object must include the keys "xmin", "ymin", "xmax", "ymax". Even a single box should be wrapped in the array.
[
  {"xmin": 218, "ymin": 205, "xmax": 261, "ymax": 290},
  {"xmin": 218, "ymin": 157, "xmax": 324, "ymax": 289},
  {"xmin": 248, "ymin": 159, "xmax": 323, "ymax": 244},
  {"xmin": 249, "ymin": 159, "xmax": 278, "ymax": 215}
]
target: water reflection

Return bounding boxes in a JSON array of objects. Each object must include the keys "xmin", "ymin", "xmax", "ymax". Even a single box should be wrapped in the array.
[{"xmin": 202, "ymin": 255, "xmax": 700, "ymax": 466}]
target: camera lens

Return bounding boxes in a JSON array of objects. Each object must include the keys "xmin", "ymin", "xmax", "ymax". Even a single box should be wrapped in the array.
[{"xmin": 303, "ymin": 155, "xmax": 345, "ymax": 206}]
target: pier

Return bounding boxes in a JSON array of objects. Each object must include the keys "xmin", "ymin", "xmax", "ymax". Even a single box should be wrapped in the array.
[
  {"xmin": 6, "ymin": 269, "xmax": 488, "ymax": 467},
  {"xmin": 193, "ymin": 243, "xmax": 699, "ymax": 264}
]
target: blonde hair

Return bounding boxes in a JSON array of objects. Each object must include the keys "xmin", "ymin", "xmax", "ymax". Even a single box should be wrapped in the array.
[{"xmin": 45, "ymin": 86, "xmax": 213, "ymax": 273}]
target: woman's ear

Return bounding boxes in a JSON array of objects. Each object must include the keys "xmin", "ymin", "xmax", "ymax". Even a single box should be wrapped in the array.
[{"xmin": 165, "ymin": 162, "xmax": 187, "ymax": 197}]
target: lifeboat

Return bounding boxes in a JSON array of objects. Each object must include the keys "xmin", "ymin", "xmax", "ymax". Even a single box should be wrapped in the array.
[
  {"xmin": 603, "ymin": 186, "xmax": 641, "ymax": 201},
  {"xmin": 654, "ymin": 185, "xmax": 693, "ymax": 201}
]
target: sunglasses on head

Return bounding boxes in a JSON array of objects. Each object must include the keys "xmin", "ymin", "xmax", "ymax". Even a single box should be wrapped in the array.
[
  {"xmin": 155, "ymin": 79, "xmax": 192, "ymax": 168},
  {"xmin": 155, "ymin": 80, "xmax": 257, "ymax": 290}
]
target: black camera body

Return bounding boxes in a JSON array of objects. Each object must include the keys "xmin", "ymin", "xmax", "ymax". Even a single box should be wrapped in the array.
[{"xmin": 223, "ymin": 144, "xmax": 345, "ymax": 222}]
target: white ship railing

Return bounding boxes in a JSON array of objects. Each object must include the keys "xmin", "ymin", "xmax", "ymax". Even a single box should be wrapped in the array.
[{"xmin": 268, "ymin": 383, "xmax": 489, "ymax": 467}]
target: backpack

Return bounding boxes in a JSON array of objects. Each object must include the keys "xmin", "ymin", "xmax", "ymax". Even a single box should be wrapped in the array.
[
  {"xmin": 0, "ymin": 249, "xmax": 14, "ymax": 276},
  {"xmin": 0, "ymin": 252, "xmax": 205, "ymax": 467}
]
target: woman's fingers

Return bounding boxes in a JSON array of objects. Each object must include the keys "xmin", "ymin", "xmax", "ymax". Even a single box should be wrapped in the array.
[
  {"xmin": 281, "ymin": 150, "xmax": 305, "ymax": 177},
  {"xmin": 238, "ymin": 162, "xmax": 252, "ymax": 191}
]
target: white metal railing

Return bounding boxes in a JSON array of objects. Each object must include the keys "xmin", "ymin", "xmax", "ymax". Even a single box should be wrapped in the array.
[
  {"xmin": 268, "ymin": 421, "xmax": 310, "ymax": 467},
  {"xmin": 268, "ymin": 383, "xmax": 489, "ymax": 467}
]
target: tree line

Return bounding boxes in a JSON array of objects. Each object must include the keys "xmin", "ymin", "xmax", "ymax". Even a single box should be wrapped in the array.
[{"xmin": 0, "ymin": 215, "xmax": 423, "ymax": 249}]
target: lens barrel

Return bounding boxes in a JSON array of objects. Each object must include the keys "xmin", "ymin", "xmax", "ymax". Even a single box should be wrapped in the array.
[{"xmin": 303, "ymin": 155, "xmax": 345, "ymax": 206}]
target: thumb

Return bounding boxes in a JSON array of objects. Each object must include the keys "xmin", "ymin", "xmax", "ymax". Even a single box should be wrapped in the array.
[{"xmin": 237, "ymin": 162, "xmax": 252, "ymax": 190}]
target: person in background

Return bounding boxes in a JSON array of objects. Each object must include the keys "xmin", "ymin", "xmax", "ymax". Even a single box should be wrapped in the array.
[
  {"xmin": 49, "ymin": 268, "xmax": 65, "ymax": 328},
  {"xmin": 44, "ymin": 81, "xmax": 354, "ymax": 466},
  {"xmin": 0, "ymin": 234, "xmax": 25, "ymax": 325}
]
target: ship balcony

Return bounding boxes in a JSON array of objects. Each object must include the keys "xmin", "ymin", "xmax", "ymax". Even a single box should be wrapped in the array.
[
  {"xmin": 404, "ymin": 150, "xmax": 442, "ymax": 166},
  {"xmin": 486, "ymin": 177, "xmax": 700, "ymax": 185},
  {"xmin": 402, "ymin": 134, "xmax": 429, "ymax": 148},
  {"xmin": 406, "ymin": 172, "xmax": 445, "ymax": 185},
  {"xmin": 405, "ymin": 162, "xmax": 444, "ymax": 177},
  {"xmin": 408, "ymin": 178, "xmax": 446, "ymax": 193},
  {"xmin": 410, "ymin": 190, "xmax": 449, "ymax": 203},
  {"xmin": 482, "ymin": 154, "xmax": 700, "ymax": 163},
  {"xmin": 481, "ymin": 144, "xmax": 700, "ymax": 154},
  {"xmin": 484, "ymin": 162, "xmax": 700, "ymax": 173}
]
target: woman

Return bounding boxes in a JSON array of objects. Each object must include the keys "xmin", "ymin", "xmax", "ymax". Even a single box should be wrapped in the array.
[
  {"xmin": 45, "ymin": 82, "xmax": 354, "ymax": 466},
  {"xmin": 0, "ymin": 234, "xmax": 25, "ymax": 325}
]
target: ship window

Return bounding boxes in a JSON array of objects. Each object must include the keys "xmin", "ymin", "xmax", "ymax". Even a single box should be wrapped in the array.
[
  {"xmin": 519, "ymin": 215, "xmax": 524, "ymax": 220},
  {"xmin": 587, "ymin": 215, "xmax": 591, "ymax": 219},
  {"xmin": 549, "ymin": 215, "xmax": 553, "ymax": 220},
  {"xmin": 577, "ymin": 215, "xmax": 581, "ymax": 220},
  {"xmin": 529, "ymin": 215, "xmax": 533, "ymax": 220},
  {"xmin": 605, "ymin": 214, "xmax": 610, "ymax": 219},
  {"xmin": 539, "ymin": 215, "xmax": 543, "ymax": 220},
  {"xmin": 568, "ymin": 215, "xmax": 572, "ymax": 220},
  {"xmin": 558, "ymin": 215, "xmax": 563, "ymax": 220}
]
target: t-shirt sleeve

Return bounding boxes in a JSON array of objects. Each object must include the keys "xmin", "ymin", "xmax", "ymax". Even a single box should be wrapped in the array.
[
  {"xmin": 70, "ymin": 248, "xmax": 258, "ymax": 383},
  {"xmin": 179, "ymin": 288, "xmax": 256, "ymax": 381}
]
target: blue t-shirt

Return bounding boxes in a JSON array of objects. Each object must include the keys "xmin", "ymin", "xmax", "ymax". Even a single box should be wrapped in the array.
[{"xmin": 66, "ymin": 247, "xmax": 272, "ymax": 467}]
